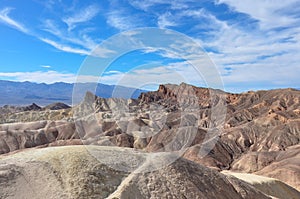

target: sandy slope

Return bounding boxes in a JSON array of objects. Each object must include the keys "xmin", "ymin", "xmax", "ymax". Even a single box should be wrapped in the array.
[
  {"xmin": 222, "ymin": 171, "xmax": 300, "ymax": 199},
  {"xmin": 0, "ymin": 145, "xmax": 272, "ymax": 199}
]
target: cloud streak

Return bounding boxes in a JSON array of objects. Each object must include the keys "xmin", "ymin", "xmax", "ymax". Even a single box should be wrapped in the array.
[
  {"xmin": 0, "ymin": 5, "xmax": 102, "ymax": 56},
  {"xmin": 63, "ymin": 5, "xmax": 100, "ymax": 31},
  {"xmin": 106, "ymin": 11, "xmax": 137, "ymax": 31},
  {"xmin": 216, "ymin": 0, "xmax": 300, "ymax": 29},
  {"xmin": 157, "ymin": 12, "xmax": 178, "ymax": 29},
  {"xmin": 39, "ymin": 5, "xmax": 117, "ymax": 57},
  {"xmin": 40, "ymin": 38, "xmax": 90, "ymax": 55},
  {"xmin": 0, "ymin": 7, "xmax": 28, "ymax": 33}
]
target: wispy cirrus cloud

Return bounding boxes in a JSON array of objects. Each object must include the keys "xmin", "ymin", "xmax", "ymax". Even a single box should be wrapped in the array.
[
  {"xmin": 106, "ymin": 11, "xmax": 137, "ymax": 31},
  {"xmin": 190, "ymin": 5, "xmax": 300, "ymax": 91},
  {"xmin": 39, "ymin": 4, "xmax": 118, "ymax": 57},
  {"xmin": 37, "ymin": 3, "xmax": 112, "ymax": 56},
  {"xmin": 157, "ymin": 12, "xmax": 178, "ymax": 29},
  {"xmin": 36, "ymin": 0, "xmax": 300, "ymax": 92},
  {"xmin": 0, "ymin": 5, "xmax": 102, "ymax": 56},
  {"xmin": 122, "ymin": 0, "xmax": 300, "ymax": 91},
  {"xmin": 0, "ymin": 7, "xmax": 28, "ymax": 33},
  {"xmin": 40, "ymin": 38, "xmax": 91, "ymax": 55},
  {"xmin": 0, "ymin": 4, "xmax": 105, "ymax": 57},
  {"xmin": 128, "ymin": 0, "xmax": 191, "ymax": 12},
  {"xmin": 63, "ymin": 4, "xmax": 100, "ymax": 31},
  {"xmin": 42, "ymin": 19, "xmax": 98, "ymax": 50},
  {"xmin": 216, "ymin": 0, "xmax": 300, "ymax": 29},
  {"xmin": 42, "ymin": 19, "xmax": 62, "ymax": 37}
]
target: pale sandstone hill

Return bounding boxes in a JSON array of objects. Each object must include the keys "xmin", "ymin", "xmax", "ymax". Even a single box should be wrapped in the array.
[
  {"xmin": 0, "ymin": 120, "xmax": 82, "ymax": 154},
  {"xmin": 222, "ymin": 171, "xmax": 300, "ymax": 199},
  {"xmin": 254, "ymin": 144, "xmax": 300, "ymax": 190},
  {"xmin": 0, "ymin": 145, "xmax": 272, "ymax": 199},
  {"xmin": 0, "ymin": 103, "xmax": 72, "ymax": 124},
  {"xmin": 0, "ymin": 103, "xmax": 41, "ymax": 115}
]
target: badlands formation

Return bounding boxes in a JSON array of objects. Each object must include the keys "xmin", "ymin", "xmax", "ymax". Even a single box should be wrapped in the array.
[{"xmin": 0, "ymin": 83, "xmax": 299, "ymax": 198}]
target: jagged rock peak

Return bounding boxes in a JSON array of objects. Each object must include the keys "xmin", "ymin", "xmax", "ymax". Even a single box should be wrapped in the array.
[
  {"xmin": 138, "ymin": 83, "xmax": 213, "ymax": 104},
  {"xmin": 84, "ymin": 91, "xmax": 97, "ymax": 103},
  {"xmin": 43, "ymin": 102, "xmax": 71, "ymax": 110},
  {"xmin": 24, "ymin": 103, "xmax": 42, "ymax": 111}
]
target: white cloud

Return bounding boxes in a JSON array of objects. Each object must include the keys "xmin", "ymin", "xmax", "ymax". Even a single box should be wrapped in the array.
[
  {"xmin": 106, "ymin": 11, "xmax": 136, "ymax": 31},
  {"xmin": 91, "ymin": 46, "xmax": 116, "ymax": 58},
  {"xmin": 216, "ymin": 0, "xmax": 300, "ymax": 29},
  {"xmin": 40, "ymin": 38, "xmax": 90, "ymax": 55},
  {"xmin": 39, "ymin": 5, "xmax": 104, "ymax": 56},
  {"xmin": 157, "ymin": 12, "xmax": 178, "ymax": 29},
  {"xmin": 63, "ymin": 5, "xmax": 100, "ymax": 31},
  {"xmin": 42, "ymin": 19, "xmax": 61, "ymax": 36},
  {"xmin": 42, "ymin": 19, "xmax": 99, "ymax": 51},
  {"xmin": 99, "ymin": 1, "xmax": 300, "ymax": 91},
  {"xmin": 193, "ymin": 7, "xmax": 300, "ymax": 90},
  {"xmin": 41, "ymin": 18, "xmax": 116, "ymax": 57},
  {"xmin": 128, "ymin": 0, "xmax": 191, "ymax": 11},
  {"xmin": 0, "ymin": 71, "xmax": 99, "ymax": 84},
  {"xmin": 41, "ymin": 65, "xmax": 51, "ymax": 68},
  {"xmin": 0, "ymin": 6, "xmax": 102, "ymax": 57},
  {"xmin": 128, "ymin": 0, "xmax": 162, "ymax": 11},
  {"xmin": 124, "ymin": 2, "xmax": 300, "ymax": 91},
  {"xmin": 1, "ymin": 1, "xmax": 299, "ymax": 91},
  {"xmin": 0, "ymin": 7, "xmax": 28, "ymax": 33},
  {"xmin": 0, "ymin": 71, "xmax": 76, "ymax": 83},
  {"xmin": 99, "ymin": 63, "xmax": 208, "ymax": 90},
  {"xmin": 104, "ymin": 70, "xmax": 122, "ymax": 75}
]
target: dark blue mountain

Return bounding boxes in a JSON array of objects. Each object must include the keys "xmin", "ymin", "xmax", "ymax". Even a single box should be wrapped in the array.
[{"xmin": 0, "ymin": 80, "xmax": 148, "ymax": 106}]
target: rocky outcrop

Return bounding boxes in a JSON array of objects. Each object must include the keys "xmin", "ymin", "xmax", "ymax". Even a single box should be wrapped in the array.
[
  {"xmin": 254, "ymin": 144, "xmax": 300, "ymax": 191},
  {"xmin": 0, "ymin": 145, "xmax": 273, "ymax": 199},
  {"xmin": 0, "ymin": 103, "xmax": 41, "ymax": 115},
  {"xmin": 0, "ymin": 121, "xmax": 79, "ymax": 154},
  {"xmin": 42, "ymin": 102, "xmax": 71, "ymax": 110},
  {"xmin": 0, "ymin": 103, "xmax": 72, "ymax": 124}
]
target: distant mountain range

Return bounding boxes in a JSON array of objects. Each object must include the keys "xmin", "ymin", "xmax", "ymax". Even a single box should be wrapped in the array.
[{"xmin": 0, "ymin": 80, "xmax": 147, "ymax": 106}]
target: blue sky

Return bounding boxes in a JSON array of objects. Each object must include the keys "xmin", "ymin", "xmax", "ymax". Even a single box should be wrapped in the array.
[{"xmin": 0, "ymin": 0, "xmax": 299, "ymax": 92}]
